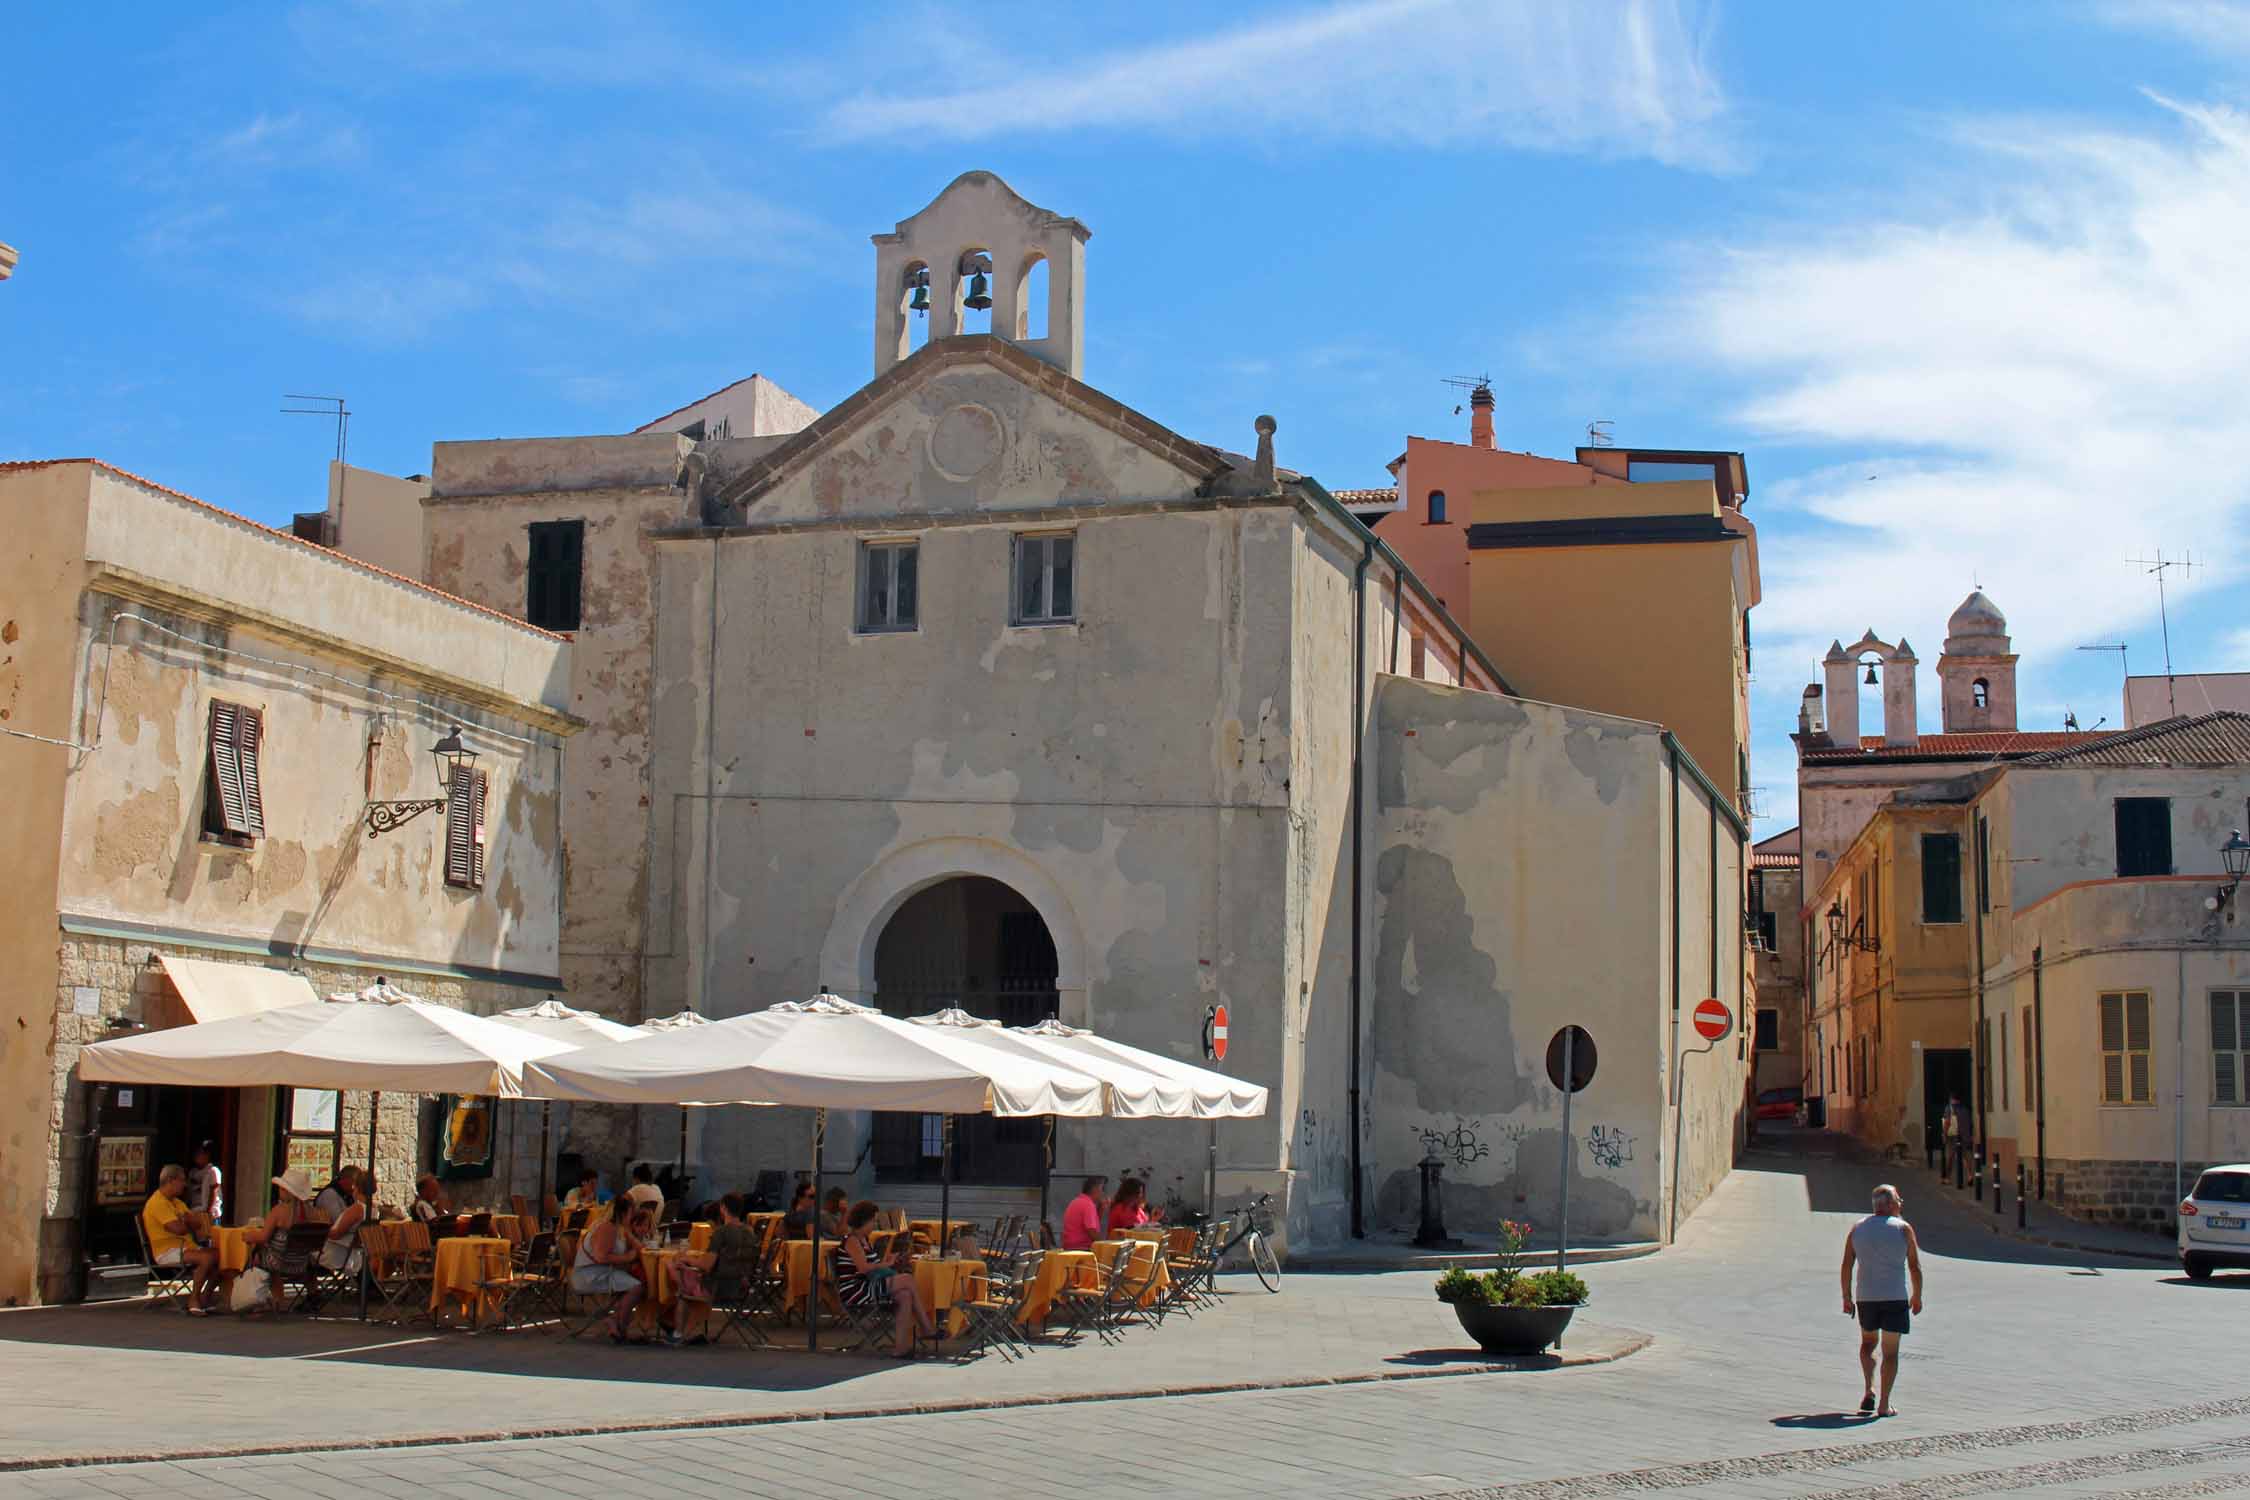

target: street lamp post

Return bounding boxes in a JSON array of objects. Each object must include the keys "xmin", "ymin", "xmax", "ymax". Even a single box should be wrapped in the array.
[{"xmin": 363, "ymin": 726, "xmax": 477, "ymax": 838}]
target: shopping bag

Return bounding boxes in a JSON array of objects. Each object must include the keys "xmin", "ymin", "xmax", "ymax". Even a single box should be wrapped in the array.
[{"xmin": 230, "ymin": 1266, "xmax": 270, "ymax": 1312}]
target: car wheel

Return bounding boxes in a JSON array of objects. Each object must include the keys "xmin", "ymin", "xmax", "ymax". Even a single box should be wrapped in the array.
[{"xmin": 2183, "ymin": 1254, "xmax": 2213, "ymax": 1281}]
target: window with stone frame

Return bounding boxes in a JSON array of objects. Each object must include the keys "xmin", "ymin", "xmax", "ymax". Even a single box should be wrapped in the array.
[
  {"xmin": 1012, "ymin": 532, "xmax": 1075, "ymax": 625},
  {"xmin": 2100, "ymin": 991, "xmax": 2153, "ymax": 1105},
  {"xmin": 1921, "ymin": 832, "xmax": 1963, "ymax": 922},
  {"xmin": 203, "ymin": 700, "xmax": 265, "ymax": 847},
  {"xmin": 1755, "ymin": 1009, "xmax": 1779, "ymax": 1051},
  {"xmin": 857, "ymin": 539, "xmax": 919, "ymax": 633},
  {"xmin": 2212, "ymin": 991, "xmax": 2250, "ymax": 1106}
]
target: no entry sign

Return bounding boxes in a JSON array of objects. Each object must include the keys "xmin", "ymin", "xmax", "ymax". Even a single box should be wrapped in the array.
[
  {"xmin": 1692, "ymin": 998, "xmax": 1734, "ymax": 1044},
  {"xmin": 1204, "ymin": 1004, "xmax": 1229, "ymax": 1063}
]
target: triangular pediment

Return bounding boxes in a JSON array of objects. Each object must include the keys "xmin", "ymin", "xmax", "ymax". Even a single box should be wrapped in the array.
[{"xmin": 710, "ymin": 336, "xmax": 1232, "ymax": 523}]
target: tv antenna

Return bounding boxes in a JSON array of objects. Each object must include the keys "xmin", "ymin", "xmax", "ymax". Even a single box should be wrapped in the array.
[
  {"xmin": 281, "ymin": 393, "xmax": 351, "ymax": 464},
  {"xmin": 1441, "ymin": 373, "xmax": 1491, "ymax": 415},
  {"xmin": 1586, "ymin": 419, "xmax": 1615, "ymax": 448},
  {"xmin": 2124, "ymin": 549, "xmax": 2197, "ymax": 717}
]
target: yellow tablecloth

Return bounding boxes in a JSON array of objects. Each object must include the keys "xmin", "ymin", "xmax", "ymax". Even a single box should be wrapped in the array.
[
  {"xmin": 908, "ymin": 1218, "xmax": 973, "ymax": 1248},
  {"xmin": 913, "ymin": 1256, "xmax": 986, "ymax": 1337},
  {"xmin": 429, "ymin": 1236, "xmax": 510, "ymax": 1324},
  {"xmin": 781, "ymin": 1238, "xmax": 825, "ymax": 1313},
  {"xmin": 687, "ymin": 1221, "xmax": 713, "ymax": 1253},
  {"xmin": 1018, "ymin": 1250, "xmax": 1096, "ymax": 1326},
  {"xmin": 212, "ymin": 1225, "xmax": 257, "ymax": 1275}
]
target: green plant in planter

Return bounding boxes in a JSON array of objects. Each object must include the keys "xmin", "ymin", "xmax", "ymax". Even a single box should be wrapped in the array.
[
  {"xmin": 1434, "ymin": 1267, "xmax": 1491, "ymax": 1305},
  {"xmin": 1432, "ymin": 1221, "xmax": 1588, "ymax": 1308},
  {"xmin": 1522, "ymin": 1269, "xmax": 1588, "ymax": 1307}
]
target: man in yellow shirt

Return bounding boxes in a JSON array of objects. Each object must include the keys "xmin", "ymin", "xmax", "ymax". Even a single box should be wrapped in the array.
[{"xmin": 142, "ymin": 1164, "xmax": 220, "ymax": 1313}]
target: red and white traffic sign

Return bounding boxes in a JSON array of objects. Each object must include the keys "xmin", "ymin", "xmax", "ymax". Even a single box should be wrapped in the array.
[
  {"xmin": 1692, "ymin": 998, "xmax": 1733, "ymax": 1043},
  {"xmin": 1205, "ymin": 1004, "xmax": 1230, "ymax": 1062}
]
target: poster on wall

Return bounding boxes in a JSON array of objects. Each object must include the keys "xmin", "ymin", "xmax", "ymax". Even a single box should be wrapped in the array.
[
  {"xmin": 437, "ymin": 1095, "xmax": 494, "ymax": 1181},
  {"xmin": 285, "ymin": 1134, "xmax": 337, "ymax": 1185},
  {"xmin": 95, "ymin": 1135, "xmax": 150, "ymax": 1206},
  {"xmin": 289, "ymin": 1089, "xmax": 339, "ymax": 1134}
]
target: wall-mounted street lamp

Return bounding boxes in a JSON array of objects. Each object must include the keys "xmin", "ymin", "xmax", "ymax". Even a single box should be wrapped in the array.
[
  {"xmin": 2209, "ymin": 829, "xmax": 2250, "ymax": 912},
  {"xmin": 1822, "ymin": 898, "xmax": 1880, "ymax": 963},
  {"xmin": 363, "ymin": 726, "xmax": 476, "ymax": 839}
]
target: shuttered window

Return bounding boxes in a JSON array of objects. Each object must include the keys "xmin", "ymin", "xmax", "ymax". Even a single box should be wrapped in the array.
[
  {"xmin": 2100, "ymin": 991, "xmax": 2152, "ymax": 1105},
  {"xmin": 1921, "ymin": 833, "xmax": 1961, "ymax": 922},
  {"xmin": 2213, "ymin": 991, "xmax": 2249, "ymax": 1106},
  {"xmin": 526, "ymin": 520, "xmax": 584, "ymax": 632},
  {"xmin": 2115, "ymin": 798, "xmax": 2172, "ymax": 877},
  {"xmin": 203, "ymin": 701, "xmax": 266, "ymax": 844},
  {"xmin": 444, "ymin": 769, "xmax": 488, "ymax": 890}
]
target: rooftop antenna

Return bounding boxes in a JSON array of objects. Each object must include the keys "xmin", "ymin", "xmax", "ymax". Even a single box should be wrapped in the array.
[
  {"xmin": 2079, "ymin": 641, "xmax": 2128, "ymax": 726},
  {"xmin": 1441, "ymin": 373, "xmax": 1491, "ymax": 416},
  {"xmin": 1586, "ymin": 419, "xmax": 1615, "ymax": 448},
  {"xmin": 2124, "ymin": 549, "xmax": 2197, "ymax": 717},
  {"xmin": 282, "ymin": 394, "xmax": 351, "ymax": 464}
]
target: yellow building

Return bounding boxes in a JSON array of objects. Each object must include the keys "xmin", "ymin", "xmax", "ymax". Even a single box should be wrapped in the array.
[{"xmin": 1464, "ymin": 461, "xmax": 1758, "ymax": 815}]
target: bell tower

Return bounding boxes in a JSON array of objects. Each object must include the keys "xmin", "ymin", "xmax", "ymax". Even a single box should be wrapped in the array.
[
  {"xmin": 872, "ymin": 171, "xmax": 1091, "ymax": 381},
  {"xmin": 1937, "ymin": 590, "xmax": 2017, "ymax": 732}
]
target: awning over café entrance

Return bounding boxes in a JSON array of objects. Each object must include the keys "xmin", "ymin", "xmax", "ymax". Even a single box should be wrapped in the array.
[{"xmin": 157, "ymin": 954, "xmax": 321, "ymax": 1023}]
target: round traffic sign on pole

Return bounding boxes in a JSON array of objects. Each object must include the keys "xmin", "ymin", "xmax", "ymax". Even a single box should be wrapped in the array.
[
  {"xmin": 1205, "ymin": 1004, "xmax": 1229, "ymax": 1063},
  {"xmin": 1545, "ymin": 1026, "xmax": 1596, "ymax": 1094},
  {"xmin": 1692, "ymin": 998, "xmax": 1733, "ymax": 1044}
]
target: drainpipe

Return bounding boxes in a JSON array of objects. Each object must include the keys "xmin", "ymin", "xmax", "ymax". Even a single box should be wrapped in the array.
[
  {"xmin": 1972, "ymin": 811, "xmax": 1988, "ymax": 1166},
  {"xmin": 2032, "ymin": 944, "xmax": 2046, "ymax": 1199},
  {"xmin": 2175, "ymin": 945, "xmax": 2187, "ymax": 1212},
  {"xmin": 1666, "ymin": 739, "xmax": 1683, "ymax": 1242},
  {"xmin": 1349, "ymin": 538, "xmax": 1374, "ymax": 1239},
  {"xmin": 1388, "ymin": 570, "xmax": 1403, "ymax": 674},
  {"xmin": 690, "ymin": 534, "xmax": 722, "ymax": 1180}
]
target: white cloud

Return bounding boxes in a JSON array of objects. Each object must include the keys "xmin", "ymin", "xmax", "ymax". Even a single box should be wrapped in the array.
[
  {"xmin": 2095, "ymin": 0, "xmax": 2250, "ymax": 59},
  {"xmin": 1678, "ymin": 97, "xmax": 2250, "ymax": 701},
  {"xmin": 818, "ymin": 0, "xmax": 1735, "ymax": 169}
]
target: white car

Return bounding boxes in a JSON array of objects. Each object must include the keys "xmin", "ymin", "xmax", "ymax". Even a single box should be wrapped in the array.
[{"xmin": 2179, "ymin": 1164, "xmax": 2250, "ymax": 1280}]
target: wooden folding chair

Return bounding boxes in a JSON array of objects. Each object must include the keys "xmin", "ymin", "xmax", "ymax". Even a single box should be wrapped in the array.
[
  {"xmin": 713, "ymin": 1234, "xmax": 787, "ymax": 1349},
  {"xmin": 551, "ymin": 1230, "xmax": 612, "ymax": 1339},
  {"xmin": 479, "ymin": 1231, "xmax": 562, "ymax": 1331},
  {"xmin": 956, "ymin": 1248, "xmax": 1037, "ymax": 1362},
  {"xmin": 133, "ymin": 1217, "xmax": 194, "ymax": 1311}
]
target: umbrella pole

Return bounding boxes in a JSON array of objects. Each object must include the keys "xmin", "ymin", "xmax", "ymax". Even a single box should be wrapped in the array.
[
  {"xmin": 538, "ymin": 1102, "xmax": 552, "ymax": 1228},
  {"xmin": 1039, "ymin": 1115, "xmax": 1054, "ymax": 1244},
  {"xmin": 678, "ymin": 1105, "xmax": 689, "ymax": 1208},
  {"xmin": 808, "ymin": 1106, "xmax": 824, "ymax": 1352},
  {"xmin": 939, "ymin": 1114, "xmax": 953, "ymax": 1251},
  {"xmin": 360, "ymin": 1090, "xmax": 379, "ymax": 1321}
]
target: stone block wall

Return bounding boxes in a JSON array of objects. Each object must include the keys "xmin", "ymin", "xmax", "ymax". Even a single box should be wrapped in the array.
[
  {"xmin": 2047, "ymin": 1156, "xmax": 2206, "ymax": 1236},
  {"xmin": 37, "ymin": 931, "xmax": 554, "ymax": 1303}
]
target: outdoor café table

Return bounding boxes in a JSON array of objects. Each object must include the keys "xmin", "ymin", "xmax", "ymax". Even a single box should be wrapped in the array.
[
  {"xmin": 212, "ymin": 1224, "xmax": 257, "ymax": 1275},
  {"xmin": 1017, "ymin": 1249, "xmax": 1095, "ymax": 1327},
  {"xmin": 635, "ymin": 1245, "xmax": 703, "ymax": 1335},
  {"xmin": 907, "ymin": 1218, "xmax": 970, "ymax": 1248},
  {"xmin": 913, "ymin": 1255, "xmax": 986, "ymax": 1336},
  {"xmin": 781, "ymin": 1238, "xmax": 826, "ymax": 1315},
  {"xmin": 1093, "ymin": 1238, "xmax": 1170, "ymax": 1307},
  {"xmin": 687, "ymin": 1221, "xmax": 714, "ymax": 1253},
  {"xmin": 429, "ymin": 1235, "xmax": 510, "ymax": 1326}
]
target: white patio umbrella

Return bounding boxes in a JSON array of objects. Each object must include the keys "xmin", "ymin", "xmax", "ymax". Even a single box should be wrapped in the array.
[
  {"xmin": 491, "ymin": 1000, "xmax": 640, "ymax": 1215},
  {"xmin": 525, "ymin": 992, "xmax": 1104, "ymax": 1349}
]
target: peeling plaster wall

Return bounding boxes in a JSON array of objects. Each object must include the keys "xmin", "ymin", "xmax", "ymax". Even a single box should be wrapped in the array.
[
  {"xmin": 1368, "ymin": 677, "xmax": 1748, "ymax": 1245},
  {"xmin": 646, "ymin": 462, "xmax": 1306, "ymax": 1231},
  {"xmin": 0, "ymin": 465, "xmax": 92, "ymax": 1304}
]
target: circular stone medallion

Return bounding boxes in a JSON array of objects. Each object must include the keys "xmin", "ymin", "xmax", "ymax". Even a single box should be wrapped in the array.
[{"xmin": 928, "ymin": 403, "xmax": 1004, "ymax": 481}]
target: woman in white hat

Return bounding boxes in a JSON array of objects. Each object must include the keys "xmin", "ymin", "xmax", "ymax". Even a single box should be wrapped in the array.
[{"xmin": 237, "ymin": 1168, "xmax": 315, "ymax": 1312}]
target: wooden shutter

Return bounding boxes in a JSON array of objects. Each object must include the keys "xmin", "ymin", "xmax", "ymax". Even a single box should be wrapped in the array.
[
  {"xmin": 2100, "ymin": 994, "xmax": 2124, "ymax": 1103},
  {"xmin": 2215, "ymin": 994, "xmax": 2241, "ymax": 1106},
  {"xmin": 235, "ymin": 707, "xmax": 265, "ymax": 836},
  {"xmin": 2127, "ymin": 994, "xmax": 2152, "ymax": 1103},
  {"xmin": 471, "ymin": 769, "xmax": 488, "ymax": 888},
  {"xmin": 445, "ymin": 772, "xmax": 477, "ymax": 889},
  {"xmin": 206, "ymin": 701, "xmax": 263, "ymax": 839}
]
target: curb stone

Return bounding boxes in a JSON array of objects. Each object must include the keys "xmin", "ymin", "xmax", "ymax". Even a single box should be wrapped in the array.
[{"xmin": 0, "ymin": 1331, "xmax": 1652, "ymax": 1472}]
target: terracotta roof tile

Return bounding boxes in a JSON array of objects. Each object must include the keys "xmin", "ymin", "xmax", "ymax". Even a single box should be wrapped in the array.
[
  {"xmin": 1333, "ymin": 487, "xmax": 1398, "ymax": 505},
  {"xmin": 0, "ymin": 459, "xmax": 566, "ymax": 643},
  {"xmin": 1752, "ymin": 850, "xmax": 1802, "ymax": 869},
  {"xmin": 1798, "ymin": 729, "xmax": 2103, "ymax": 764}
]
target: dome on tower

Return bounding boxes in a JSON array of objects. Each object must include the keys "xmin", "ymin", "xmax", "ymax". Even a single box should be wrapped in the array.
[{"xmin": 1943, "ymin": 591, "xmax": 2009, "ymax": 654}]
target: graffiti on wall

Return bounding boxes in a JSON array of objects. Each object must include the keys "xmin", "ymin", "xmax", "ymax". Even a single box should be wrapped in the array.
[
  {"xmin": 1586, "ymin": 1125, "xmax": 1635, "ymax": 1170},
  {"xmin": 1415, "ymin": 1119, "xmax": 1491, "ymax": 1167}
]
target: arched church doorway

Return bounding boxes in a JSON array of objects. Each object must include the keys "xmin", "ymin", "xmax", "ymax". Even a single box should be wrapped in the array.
[{"xmin": 870, "ymin": 875, "xmax": 1059, "ymax": 1185}]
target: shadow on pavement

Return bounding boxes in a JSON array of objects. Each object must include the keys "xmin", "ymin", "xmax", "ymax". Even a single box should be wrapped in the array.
[
  {"xmin": 1772, "ymin": 1412, "xmax": 1881, "ymax": 1430},
  {"xmin": 2155, "ymin": 1274, "xmax": 2250, "ymax": 1291},
  {"xmin": 1386, "ymin": 1347, "xmax": 1561, "ymax": 1371}
]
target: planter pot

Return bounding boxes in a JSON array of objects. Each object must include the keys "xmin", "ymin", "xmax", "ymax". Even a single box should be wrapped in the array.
[{"xmin": 1449, "ymin": 1299, "xmax": 1578, "ymax": 1356}]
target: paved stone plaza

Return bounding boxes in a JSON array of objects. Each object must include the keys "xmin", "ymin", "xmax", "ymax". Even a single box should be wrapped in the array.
[{"xmin": 7, "ymin": 1133, "xmax": 2246, "ymax": 1498}]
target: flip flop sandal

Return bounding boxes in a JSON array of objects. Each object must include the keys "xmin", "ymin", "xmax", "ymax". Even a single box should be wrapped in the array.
[{"xmin": 1859, "ymin": 1394, "xmax": 1876, "ymax": 1413}]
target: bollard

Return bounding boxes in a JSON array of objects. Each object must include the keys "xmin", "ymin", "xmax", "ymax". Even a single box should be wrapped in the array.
[
  {"xmin": 1954, "ymin": 1143, "xmax": 1965, "ymax": 1191},
  {"xmin": 2017, "ymin": 1163, "xmax": 2028, "ymax": 1229},
  {"xmin": 1412, "ymin": 1146, "xmax": 1451, "ymax": 1248},
  {"xmin": 1993, "ymin": 1160, "xmax": 2004, "ymax": 1215},
  {"xmin": 1974, "ymin": 1146, "xmax": 1985, "ymax": 1202}
]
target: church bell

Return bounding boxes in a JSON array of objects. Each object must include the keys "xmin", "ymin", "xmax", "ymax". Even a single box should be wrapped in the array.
[
  {"xmin": 1863, "ymin": 662, "xmax": 1879, "ymax": 686},
  {"xmin": 909, "ymin": 272, "xmax": 931, "ymax": 313},
  {"xmin": 963, "ymin": 270, "xmax": 993, "ymax": 311}
]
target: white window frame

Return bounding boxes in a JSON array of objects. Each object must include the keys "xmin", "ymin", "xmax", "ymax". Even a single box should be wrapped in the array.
[
  {"xmin": 857, "ymin": 538, "xmax": 919, "ymax": 634},
  {"xmin": 2213, "ymin": 990, "xmax": 2249, "ymax": 1107},
  {"xmin": 2100, "ymin": 991, "xmax": 2153, "ymax": 1106},
  {"xmin": 1011, "ymin": 532, "xmax": 1076, "ymax": 626}
]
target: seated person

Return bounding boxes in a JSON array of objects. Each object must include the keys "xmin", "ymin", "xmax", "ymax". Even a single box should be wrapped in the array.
[
  {"xmin": 185, "ymin": 1141, "xmax": 224, "ymax": 1224},
  {"xmin": 781, "ymin": 1181, "xmax": 818, "ymax": 1239},
  {"xmin": 1107, "ymin": 1177, "xmax": 1159, "ymax": 1236},
  {"xmin": 320, "ymin": 1171, "xmax": 374, "ymax": 1276},
  {"xmin": 312, "ymin": 1165, "xmax": 359, "ymax": 1225},
  {"xmin": 947, "ymin": 1225, "xmax": 981, "ymax": 1260},
  {"xmin": 818, "ymin": 1187, "xmax": 850, "ymax": 1239},
  {"xmin": 570, "ymin": 1197, "xmax": 648, "ymax": 1342},
  {"xmin": 410, "ymin": 1174, "xmax": 451, "ymax": 1224},
  {"xmin": 625, "ymin": 1163, "xmax": 665, "ymax": 1213},
  {"xmin": 1062, "ymin": 1176, "xmax": 1110, "ymax": 1251},
  {"xmin": 142, "ymin": 1164, "xmax": 221, "ymax": 1314},
  {"xmin": 239, "ymin": 1168, "xmax": 314, "ymax": 1312},
  {"xmin": 664, "ymin": 1192, "xmax": 760, "ymax": 1346},
  {"xmin": 833, "ymin": 1201, "xmax": 934, "ymax": 1358}
]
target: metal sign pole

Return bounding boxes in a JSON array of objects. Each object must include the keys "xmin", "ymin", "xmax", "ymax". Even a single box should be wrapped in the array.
[
  {"xmin": 1557, "ymin": 1030, "xmax": 1573, "ymax": 1274},
  {"xmin": 807, "ymin": 1106, "xmax": 824, "ymax": 1352}
]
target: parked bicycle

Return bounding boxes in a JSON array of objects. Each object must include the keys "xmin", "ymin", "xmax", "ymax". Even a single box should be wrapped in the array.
[{"xmin": 1213, "ymin": 1191, "xmax": 1282, "ymax": 1292}]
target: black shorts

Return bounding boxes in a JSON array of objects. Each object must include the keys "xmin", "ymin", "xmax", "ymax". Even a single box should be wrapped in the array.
[{"xmin": 1857, "ymin": 1299, "xmax": 1911, "ymax": 1335}]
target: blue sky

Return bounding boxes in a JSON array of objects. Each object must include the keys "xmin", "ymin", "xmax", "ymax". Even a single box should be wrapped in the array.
[{"xmin": 5, "ymin": 1, "xmax": 2247, "ymax": 835}]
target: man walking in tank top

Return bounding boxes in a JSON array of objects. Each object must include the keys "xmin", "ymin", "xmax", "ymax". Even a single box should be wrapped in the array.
[{"xmin": 1841, "ymin": 1183, "xmax": 1923, "ymax": 1417}]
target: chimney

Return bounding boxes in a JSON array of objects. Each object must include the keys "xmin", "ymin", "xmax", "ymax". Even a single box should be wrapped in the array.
[
  {"xmin": 1468, "ymin": 383, "xmax": 1495, "ymax": 450},
  {"xmin": 1883, "ymin": 639, "xmax": 1920, "ymax": 747}
]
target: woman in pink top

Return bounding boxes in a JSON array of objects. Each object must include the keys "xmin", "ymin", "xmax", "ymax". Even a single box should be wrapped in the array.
[
  {"xmin": 1061, "ymin": 1176, "xmax": 1109, "ymax": 1250},
  {"xmin": 1106, "ymin": 1177, "xmax": 1154, "ymax": 1235}
]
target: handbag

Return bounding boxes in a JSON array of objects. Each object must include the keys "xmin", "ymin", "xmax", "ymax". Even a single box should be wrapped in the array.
[{"xmin": 230, "ymin": 1266, "xmax": 271, "ymax": 1312}]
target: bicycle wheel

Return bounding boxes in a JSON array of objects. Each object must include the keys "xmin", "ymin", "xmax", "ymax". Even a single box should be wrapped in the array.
[{"xmin": 1249, "ymin": 1230, "xmax": 1282, "ymax": 1292}]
